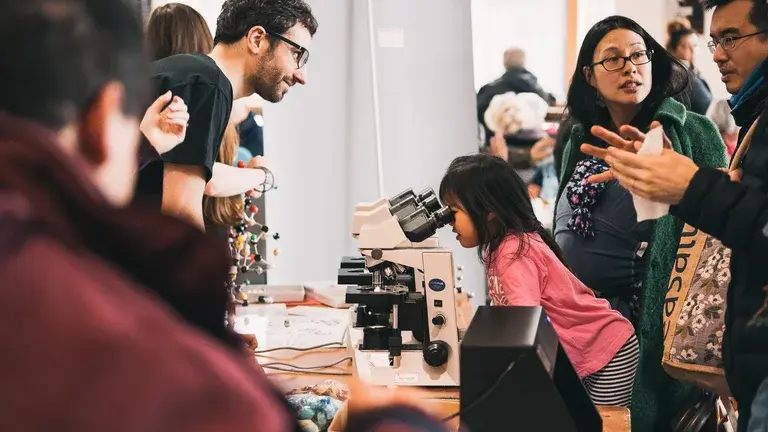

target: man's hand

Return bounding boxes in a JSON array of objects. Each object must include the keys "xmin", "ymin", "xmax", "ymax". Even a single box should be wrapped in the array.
[
  {"xmin": 579, "ymin": 121, "xmax": 661, "ymax": 183},
  {"xmin": 581, "ymin": 122, "xmax": 698, "ymax": 205},
  {"xmin": 141, "ymin": 91, "xmax": 189, "ymax": 155}
]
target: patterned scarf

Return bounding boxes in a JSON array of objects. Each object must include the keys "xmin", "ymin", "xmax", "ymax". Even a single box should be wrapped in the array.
[{"xmin": 565, "ymin": 157, "xmax": 611, "ymax": 237}]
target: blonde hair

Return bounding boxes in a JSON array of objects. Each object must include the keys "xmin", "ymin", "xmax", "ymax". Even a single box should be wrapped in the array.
[{"xmin": 203, "ymin": 125, "xmax": 244, "ymax": 227}]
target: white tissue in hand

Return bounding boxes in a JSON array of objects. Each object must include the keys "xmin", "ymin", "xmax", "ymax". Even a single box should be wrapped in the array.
[{"xmin": 632, "ymin": 127, "xmax": 670, "ymax": 222}]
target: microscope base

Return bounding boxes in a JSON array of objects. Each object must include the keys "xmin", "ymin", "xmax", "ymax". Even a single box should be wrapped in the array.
[{"xmin": 347, "ymin": 326, "xmax": 459, "ymax": 387}]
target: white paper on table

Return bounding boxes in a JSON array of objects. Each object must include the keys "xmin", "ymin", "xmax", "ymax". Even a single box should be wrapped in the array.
[
  {"xmin": 632, "ymin": 126, "xmax": 670, "ymax": 222},
  {"xmin": 234, "ymin": 305, "xmax": 349, "ymax": 349}
]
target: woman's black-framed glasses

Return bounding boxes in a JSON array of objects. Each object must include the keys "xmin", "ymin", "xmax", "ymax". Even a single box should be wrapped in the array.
[
  {"xmin": 707, "ymin": 30, "xmax": 768, "ymax": 54},
  {"xmin": 266, "ymin": 31, "xmax": 309, "ymax": 68},
  {"xmin": 591, "ymin": 49, "xmax": 653, "ymax": 72}
]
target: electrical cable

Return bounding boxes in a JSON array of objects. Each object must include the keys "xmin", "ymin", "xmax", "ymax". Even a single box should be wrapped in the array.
[
  {"xmin": 441, "ymin": 358, "xmax": 519, "ymax": 422},
  {"xmin": 260, "ymin": 356, "xmax": 352, "ymax": 371},
  {"xmin": 261, "ymin": 356, "xmax": 353, "ymax": 376},
  {"xmin": 254, "ymin": 341, "xmax": 344, "ymax": 354},
  {"xmin": 264, "ymin": 367, "xmax": 352, "ymax": 376}
]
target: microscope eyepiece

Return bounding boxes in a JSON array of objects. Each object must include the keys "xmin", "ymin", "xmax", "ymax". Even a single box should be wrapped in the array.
[
  {"xmin": 389, "ymin": 188, "xmax": 416, "ymax": 208},
  {"xmin": 421, "ymin": 195, "xmax": 442, "ymax": 214},
  {"xmin": 398, "ymin": 205, "xmax": 455, "ymax": 243},
  {"xmin": 433, "ymin": 206, "xmax": 455, "ymax": 227},
  {"xmin": 385, "ymin": 186, "xmax": 453, "ymax": 242}
]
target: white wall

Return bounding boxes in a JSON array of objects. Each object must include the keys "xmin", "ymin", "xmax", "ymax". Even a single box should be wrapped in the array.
[
  {"xmin": 470, "ymin": 0, "xmax": 567, "ymax": 100},
  {"xmin": 577, "ymin": 0, "xmax": 617, "ymax": 50},
  {"xmin": 264, "ymin": 0, "xmax": 486, "ymax": 305}
]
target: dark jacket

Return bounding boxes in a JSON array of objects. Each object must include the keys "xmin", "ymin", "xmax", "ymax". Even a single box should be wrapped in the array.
[
  {"xmin": 477, "ymin": 68, "xmax": 556, "ymax": 147},
  {"xmin": 239, "ymin": 114, "xmax": 264, "ymax": 157},
  {"xmin": 477, "ymin": 68, "xmax": 556, "ymax": 123},
  {"xmin": 687, "ymin": 67, "xmax": 713, "ymax": 116},
  {"xmin": 0, "ymin": 112, "xmax": 451, "ymax": 432},
  {"xmin": 670, "ymin": 63, "xmax": 768, "ymax": 432},
  {"xmin": 750, "ymin": 378, "xmax": 768, "ymax": 432},
  {"xmin": 557, "ymin": 98, "xmax": 728, "ymax": 432}
]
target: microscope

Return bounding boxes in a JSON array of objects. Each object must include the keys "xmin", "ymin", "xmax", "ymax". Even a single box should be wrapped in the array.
[{"xmin": 338, "ymin": 187, "xmax": 461, "ymax": 387}]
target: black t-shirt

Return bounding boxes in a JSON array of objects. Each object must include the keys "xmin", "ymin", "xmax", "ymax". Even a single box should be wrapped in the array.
[{"xmin": 134, "ymin": 53, "xmax": 233, "ymax": 205}]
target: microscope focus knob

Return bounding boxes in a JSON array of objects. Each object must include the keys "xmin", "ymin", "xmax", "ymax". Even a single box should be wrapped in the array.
[
  {"xmin": 431, "ymin": 314, "xmax": 445, "ymax": 326},
  {"xmin": 424, "ymin": 340, "xmax": 450, "ymax": 368}
]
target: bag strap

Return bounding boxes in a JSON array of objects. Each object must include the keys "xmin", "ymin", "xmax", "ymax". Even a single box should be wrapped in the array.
[{"xmin": 729, "ymin": 114, "xmax": 763, "ymax": 171}]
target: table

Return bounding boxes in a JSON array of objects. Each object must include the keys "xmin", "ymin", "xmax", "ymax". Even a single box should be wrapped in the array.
[{"xmin": 254, "ymin": 295, "xmax": 630, "ymax": 431}]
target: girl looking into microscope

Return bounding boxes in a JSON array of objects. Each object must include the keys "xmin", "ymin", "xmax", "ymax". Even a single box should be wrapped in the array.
[{"xmin": 439, "ymin": 153, "xmax": 638, "ymax": 408}]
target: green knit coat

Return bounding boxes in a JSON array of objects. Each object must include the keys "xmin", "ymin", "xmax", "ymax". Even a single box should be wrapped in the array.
[{"xmin": 556, "ymin": 98, "xmax": 728, "ymax": 431}]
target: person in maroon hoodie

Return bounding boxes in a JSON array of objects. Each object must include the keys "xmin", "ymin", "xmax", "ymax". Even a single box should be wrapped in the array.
[{"xmin": 0, "ymin": 1, "xmax": 454, "ymax": 431}]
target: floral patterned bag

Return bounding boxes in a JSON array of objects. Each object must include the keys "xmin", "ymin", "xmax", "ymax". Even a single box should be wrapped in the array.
[
  {"xmin": 662, "ymin": 225, "xmax": 730, "ymax": 396},
  {"xmin": 661, "ymin": 116, "xmax": 761, "ymax": 397}
]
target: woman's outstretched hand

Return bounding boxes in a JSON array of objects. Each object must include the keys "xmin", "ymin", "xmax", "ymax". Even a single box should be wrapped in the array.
[{"xmin": 580, "ymin": 121, "xmax": 697, "ymax": 205}]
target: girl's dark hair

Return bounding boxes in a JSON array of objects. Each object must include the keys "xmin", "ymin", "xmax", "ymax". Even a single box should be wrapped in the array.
[
  {"xmin": 666, "ymin": 17, "xmax": 695, "ymax": 52},
  {"xmin": 565, "ymin": 15, "xmax": 690, "ymax": 150},
  {"xmin": 439, "ymin": 154, "xmax": 567, "ymax": 268}
]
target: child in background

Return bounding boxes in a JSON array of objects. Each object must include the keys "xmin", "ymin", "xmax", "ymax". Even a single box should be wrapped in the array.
[
  {"xmin": 707, "ymin": 99, "xmax": 739, "ymax": 158},
  {"xmin": 439, "ymin": 153, "xmax": 639, "ymax": 408}
]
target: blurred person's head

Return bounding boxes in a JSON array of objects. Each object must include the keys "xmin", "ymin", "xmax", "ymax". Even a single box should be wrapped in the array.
[
  {"xmin": 667, "ymin": 17, "xmax": 699, "ymax": 64},
  {"xmin": 503, "ymin": 48, "xmax": 526, "ymax": 71},
  {"xmin": 566, "ymin": 15, "xmax": 689, "ymax": 131},
  {"xmin": 705, "ymin": 0, "xmax": 768, "ymax": 94},
  {"xmin": 0, "ymin": 0, "xmax": 148, "ymax": 207},
  {"xmin": 213, "ymin": 0, "xmax": 318, "ymax": 103},
  {"xmin": 146, "ymin": 3, "xmax": 213, "ymax": 61}
]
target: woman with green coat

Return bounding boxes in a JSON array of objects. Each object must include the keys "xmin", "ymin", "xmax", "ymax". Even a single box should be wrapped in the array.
[{"xmin": 553, "ymin": 16, "xmax": 728, "ymax": 431}]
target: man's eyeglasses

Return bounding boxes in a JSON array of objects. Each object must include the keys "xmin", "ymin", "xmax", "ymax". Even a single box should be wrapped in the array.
[
  {"xmin": 266, "ymin": 31, "xmax": 309, "ymax": 68},
  {"xmin": 591, "ymin": 50, "xmax": 653, "ymax": 72},
  {"xmin": 707, "ymin": 30, "xmax": 768, "ymax": 53}
]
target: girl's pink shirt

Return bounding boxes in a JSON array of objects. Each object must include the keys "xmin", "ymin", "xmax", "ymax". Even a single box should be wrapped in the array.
[{"xmin": 487, "ymin": 233, "xmax": 635, "ymax": 378}]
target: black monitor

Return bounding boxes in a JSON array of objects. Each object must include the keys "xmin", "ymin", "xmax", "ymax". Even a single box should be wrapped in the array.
[{"xmin": 459, "ymin": 306, "xmax": 602, "ymax": 432}]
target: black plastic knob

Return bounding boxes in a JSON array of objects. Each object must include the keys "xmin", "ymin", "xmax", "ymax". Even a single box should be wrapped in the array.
[
  {"xmin": 431, "ymin": 315, "xmax": 446, "ymax": 326},
  {"xmin": 423, "ymin": 340, "xmax": 450, "ymax": 367}
]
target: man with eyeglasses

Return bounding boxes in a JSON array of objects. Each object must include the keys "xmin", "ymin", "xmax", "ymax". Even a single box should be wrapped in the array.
[
  {"xmin": 135, "ymin": 0, "xmax": 315, "ymax": 230},
  {"xmin": 580, "ymin": 0, "xmax": 768, "ymax": 429}
]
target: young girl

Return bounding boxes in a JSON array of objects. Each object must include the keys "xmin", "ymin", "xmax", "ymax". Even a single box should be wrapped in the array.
[{"xmin": 439, "ymin": 153, "xmax": 639, "ymax": 408}]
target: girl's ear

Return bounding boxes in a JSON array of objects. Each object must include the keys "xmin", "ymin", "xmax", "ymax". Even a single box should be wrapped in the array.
[{"xmin": 486, "ymin": 212, "xmax": 495, "ymax": 222}]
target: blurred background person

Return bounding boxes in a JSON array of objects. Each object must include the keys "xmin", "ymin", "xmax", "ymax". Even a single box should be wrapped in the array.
[
  {"xmin": 666, "ymin": 17, "xmax": 713, "ymax": 115},
  {"xmin": 707, "ymin": 98, "xmax": 739, "ymax": 158},
  {"xmin": 478, "ymin": 48, "xmax": 557, "ymax": 158}
]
